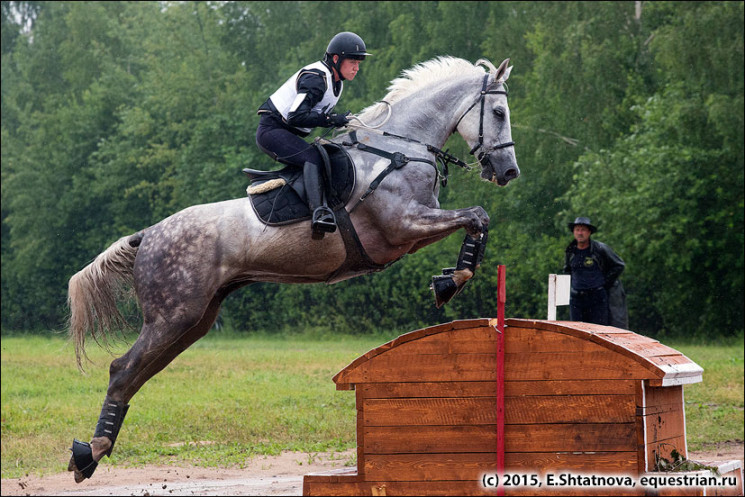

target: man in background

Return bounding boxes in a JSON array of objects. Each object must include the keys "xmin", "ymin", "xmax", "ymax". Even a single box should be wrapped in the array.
[{"xmin": 563, "ymin": 217, "xmax": 627, "ymax": 327}]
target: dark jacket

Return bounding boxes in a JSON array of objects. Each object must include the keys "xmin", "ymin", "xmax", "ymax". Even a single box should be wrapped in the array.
[{"xmin": 564, "ymin": 239, "xmax": 628, "ymax": 329}]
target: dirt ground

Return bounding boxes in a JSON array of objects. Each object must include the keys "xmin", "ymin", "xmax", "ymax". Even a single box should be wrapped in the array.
[{"xmin": 2, "ymin": 443, "xmax": 742, "ymax": 496}]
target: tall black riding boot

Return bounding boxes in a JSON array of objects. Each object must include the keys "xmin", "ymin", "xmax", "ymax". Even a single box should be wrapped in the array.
[{"xmin": 303, "ymin": 161, "xmax": 336, "ymax": 236}]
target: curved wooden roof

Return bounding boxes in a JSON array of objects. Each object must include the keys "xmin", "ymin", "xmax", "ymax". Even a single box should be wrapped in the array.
[{"xmin": 333, "ymin": 318, "xmax": 703, "ymax": 389}]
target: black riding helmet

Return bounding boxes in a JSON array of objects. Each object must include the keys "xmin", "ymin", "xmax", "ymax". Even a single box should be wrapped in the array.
[{"xmin": 324, "ymin": 32, "xmax": 371, "ymax": 79}]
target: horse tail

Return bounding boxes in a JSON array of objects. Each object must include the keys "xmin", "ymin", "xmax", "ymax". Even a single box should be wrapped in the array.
[{"xmin": 68, "ymin": 231, "xmax": 144, "ymax": 371}]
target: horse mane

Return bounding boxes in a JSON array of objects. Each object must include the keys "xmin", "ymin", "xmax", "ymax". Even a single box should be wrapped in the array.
[{"xmin": 357, "ymin": 56, "xmax": 497, "ymax": 122}]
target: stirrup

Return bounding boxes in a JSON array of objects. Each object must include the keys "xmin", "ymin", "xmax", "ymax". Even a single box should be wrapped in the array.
[{"xmin": 312, "ymin": 207, "xmax": 337, "ymax": 234}]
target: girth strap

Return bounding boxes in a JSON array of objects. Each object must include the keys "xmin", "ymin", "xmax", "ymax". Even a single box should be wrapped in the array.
[{"xmin": 325, "ymin": 204, "xmax": 392, "ymax": 284}]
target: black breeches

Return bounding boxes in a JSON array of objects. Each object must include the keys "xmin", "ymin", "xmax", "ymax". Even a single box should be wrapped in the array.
[{"xmin": 256, "ymin": 119, "xmax": 323, "ymax": 168}]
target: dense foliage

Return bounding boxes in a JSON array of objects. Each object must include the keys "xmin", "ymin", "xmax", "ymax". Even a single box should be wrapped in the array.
[{"xmin": 2, "ymin": 1, "xmax": 743, "ymax": 339}]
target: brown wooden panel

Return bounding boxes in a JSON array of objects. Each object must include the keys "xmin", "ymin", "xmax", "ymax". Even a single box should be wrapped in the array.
[
  {"xmin": 507, "ymin": 394, "xmax": 635, "ymax": 424},
  {"xmin": 304, "ymin": 479, "xmax": 648, "ymax": 496},
  {"xmin": 505, "ymin": 327, "xmax": 605, "ymax": 353},
  {"xmin": 345, "ymin": 353, "xmax": 496, "ymax": 384},
  {"xmin": 345, "ymin": 351, "xmax": 657, "ymax": 384},
  {"xmin": 364, "ymin": 452, "xmax": 497, "ymax": 481},
  {"xmin": 363, "ymin": 398, "xmax": 495, "ymax": 426},
  {"xmin": 360, "ymin": 381, "xmax": 496, "ymax": 399},
  {"xmin": 643, "ymin": 406, "xmax": 686, "ymax": 445},
  {"xmin": 506, "ymin": 423, "xmax": 636, "ymax": 452},
  {"xmin": 505, "ymin": 451, "xmax": 637, "ymax": 473},
  {"xmin": 359, "ymin": 379, "xmax": 638, "ymax": 398},
  {"xmin": 389, "ymin": 327, "xmax": 497, "ymax": 355},
  {"xmin": 506, "ymin": 379, "xmax": 636, "ymax": 396},
  {"xmin": 364, "ymin": 425, "xmax": 498, "ymax": 454},
  {"xmin": 644, "ymin": 385, "xmax": 683, "ymax": 408},
  {"xmin": 505, "ymin": 351, "xmax": 653, "ymax": 381},
  {"xmin": 364, "ymin": 394, "xmax": 634, "ymax": 426}
]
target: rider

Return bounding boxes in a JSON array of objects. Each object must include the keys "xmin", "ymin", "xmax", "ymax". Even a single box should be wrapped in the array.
[{"xmin": 256, "ymin": 31, "xmax": 371, "ymax": 236}]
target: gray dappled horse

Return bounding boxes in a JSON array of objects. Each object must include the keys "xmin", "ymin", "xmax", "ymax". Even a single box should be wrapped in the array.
[{"xmin": 67, "ymin": 56, "xmax": 519, "ymax": 482}]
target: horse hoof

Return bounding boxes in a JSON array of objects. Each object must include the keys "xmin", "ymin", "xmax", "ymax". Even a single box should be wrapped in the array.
[
  {"xmin": 431, "ymin": 274, "xmax": 459, "ymax": 308},
  {"xmin": 69, "ymin": 439, "xmax": 98, "ymax": 482}
]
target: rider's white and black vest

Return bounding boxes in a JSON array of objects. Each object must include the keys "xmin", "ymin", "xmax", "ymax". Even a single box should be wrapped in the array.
[{"xmin": 265, "ymin": 61, "xmax": 342, "ymax": 134}]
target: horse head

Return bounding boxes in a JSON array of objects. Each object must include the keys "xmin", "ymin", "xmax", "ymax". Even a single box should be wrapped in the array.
[{"xmin": 456, "ymin": 58, "xmax": 520, "ymax": 186}]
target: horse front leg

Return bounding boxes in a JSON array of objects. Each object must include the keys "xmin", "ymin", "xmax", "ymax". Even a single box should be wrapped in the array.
[{"xmin": 390, "ymin": 204, "xmax": 491, "ymax": 307}]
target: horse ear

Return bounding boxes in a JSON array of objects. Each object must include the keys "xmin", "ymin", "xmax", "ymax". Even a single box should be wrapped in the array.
[{"xmin": 495, "ymin": 58, "xmax": 512, "ymax": 82}]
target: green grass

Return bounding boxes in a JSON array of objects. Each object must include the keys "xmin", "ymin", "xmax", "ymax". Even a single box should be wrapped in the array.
[
  {"xmin": 670, "ymin": 341, "xmax": 744, "ymax": 452},
  {"xmin": 1, "ymin": 332, "xmax": 385, "ymax": 479},
  {"xmin": 1, "ymin": 333, "xmax": 742, "ymax": 479}
]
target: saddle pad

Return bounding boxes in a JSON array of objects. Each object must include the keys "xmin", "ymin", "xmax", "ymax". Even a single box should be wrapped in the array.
[{"xmin": 248, "ymin": 144, "xmax": 356, "ymax": 226}]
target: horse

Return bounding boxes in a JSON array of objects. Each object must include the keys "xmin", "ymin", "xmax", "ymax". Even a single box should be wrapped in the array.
[{"xmin": 67, "ymin": 56, "xmax": 519, "ymax": 482}]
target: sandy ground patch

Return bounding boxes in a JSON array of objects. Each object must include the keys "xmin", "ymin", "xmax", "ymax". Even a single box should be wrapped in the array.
[{"xmin": 2, "ymin": 443, "xmax": 742, "ymax": 496}]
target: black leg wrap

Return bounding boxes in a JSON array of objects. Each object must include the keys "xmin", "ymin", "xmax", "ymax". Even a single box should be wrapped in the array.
[
  {"xmin": 70, "ymin": 439, "xmax": 98, "ymax": 479},
  {"xmin": 93, "ymin": 397, "xmax": 130, "ymax": 457},
  {"xmin": 456, "ymin": 229, "xmax": 487, "ymax": 272},
  {"xmin": 430, "ymin": 228, "xmax": 489, "ymax": 308}
]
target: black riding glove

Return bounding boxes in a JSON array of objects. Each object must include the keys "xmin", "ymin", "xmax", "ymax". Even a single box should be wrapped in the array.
[{"xmin": 327, "ymin": 112, "xmax": 350, "ymax": 128}]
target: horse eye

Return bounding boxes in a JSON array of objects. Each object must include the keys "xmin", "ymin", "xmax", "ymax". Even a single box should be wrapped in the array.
[{"xmin": 493, "ymin": 107, "xmax": 505, "ymax": 119}]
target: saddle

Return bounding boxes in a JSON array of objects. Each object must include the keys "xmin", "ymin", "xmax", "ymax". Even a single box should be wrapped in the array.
[{"xmin": 244, "ymin": 142, "xmax": 356, "ymax": 226}]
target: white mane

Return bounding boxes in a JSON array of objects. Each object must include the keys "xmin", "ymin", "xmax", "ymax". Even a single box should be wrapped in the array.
[{"xmin": 357, "ymin": 56, "xmax": 496, "ymax": 122}]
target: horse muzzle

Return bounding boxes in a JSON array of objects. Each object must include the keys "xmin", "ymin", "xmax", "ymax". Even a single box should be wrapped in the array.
[{"xmin": 480, "ymin": 152, "xmax": 520, "ymax": 186}]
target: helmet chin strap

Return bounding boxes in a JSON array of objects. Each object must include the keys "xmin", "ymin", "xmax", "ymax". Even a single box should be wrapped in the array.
[{"xmin": 331, "ymin": 55, "xmax": 345, "ymax": 81}]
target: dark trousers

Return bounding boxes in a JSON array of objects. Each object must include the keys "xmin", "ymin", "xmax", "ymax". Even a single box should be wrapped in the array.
[
  {"xmin": 255, "ymin": 115, "xmax": 322, "ymax": 168},
  {"xmin": 569, "ymin": 287, "xmax": 609, "ymax": 325}
]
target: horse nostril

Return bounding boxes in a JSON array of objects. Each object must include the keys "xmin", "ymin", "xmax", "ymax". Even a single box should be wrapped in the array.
[{"xmin": 506, "ymin": 168, "xmax": 520, "ymax": 180}]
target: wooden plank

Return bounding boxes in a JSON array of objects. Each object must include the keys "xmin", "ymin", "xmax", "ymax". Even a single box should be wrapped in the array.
[
  {"xmin": 644, "ymin": 385, "xmax": 683, "ymax": 407},
  {"xmin": 507, "ymin": 394, "xmax": 635, "ymax": 424},
  {"xmin": 342, "ymin": 353, "xmax": 496, "ymax": 384},
  {"xmin": 364, "ymin": 425, "xmax": 497, "ymax": 454},
  {"xmin": 360, "ymin": 381, "xmax": 496, "ymax": 398},
  {"xmin": 506, "ymin": 423, "xmax": 636, "ymax": 452},
  {"xmin": 356, "ymin": 388, "xmax": 366, "ymax": 477},
  {"xmin": 304, "ymin": 479, "xmax": 648, "ymax": 496},
  {"xmin": 363, "ymin": 398, "xmax": 495, "ymax": 426},
  {"xmin": 360, "ymin": 379, "xmax": 637, "ymax": 397},
  {"xmin": 388, "ymin": 327, "xmax": 497, "ymax": 355},
  {"xmin": 364, "ymin": 453, "xmax": 497, "ymax": 481},
  {"xmin": 643, "ymin": 406, "xmax": 686, "ymax": 444},
  {"xmin": 505, "ymin": 327, "xmax": 605, "ymax": 353},
  {"xmin": 505, "ymin": 352, "xmax": 654, "ymax": 381},
  {"xmin": 343, "ymin": 351, "xmax": 657, "ymax": 384},
  {"xmin": 506, "ymin": 379, "xmax": 636, "ymax": 396},
  {"xmin": 364, "ymin": 395, "xmax": 634, "ymax": 426},
  {"xmin": 505, "ymin": 451, "xmax": 637, "ymax": 473}
]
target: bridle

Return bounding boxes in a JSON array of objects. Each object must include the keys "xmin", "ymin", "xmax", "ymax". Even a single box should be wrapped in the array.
[
  {"xmin": 342, "ymin": 71, "xmax": 516, "ymax": 196},
  {"xmin": 454, "ymin": 74, "xmax": 515, "ymax": 165}
]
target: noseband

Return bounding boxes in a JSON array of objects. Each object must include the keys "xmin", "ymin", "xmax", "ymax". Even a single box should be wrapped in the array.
[{"xmin": 454, "ymin": 74, "xmax": 515, "ymax": 164}]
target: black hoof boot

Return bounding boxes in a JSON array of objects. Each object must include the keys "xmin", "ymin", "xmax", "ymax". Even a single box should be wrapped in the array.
[
  {"xmin": 431, "ymin": 274, "xmax": 459, "ymax": 308},
  {"xmin": 69, "ymin": 439, "xmax": 98, "ymax": 482},
  {"xmin": 311, "ymin": 207, "xmax": 337, "ymax": 235}
]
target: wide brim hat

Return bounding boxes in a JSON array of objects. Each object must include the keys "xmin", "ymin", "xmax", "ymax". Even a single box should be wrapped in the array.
[{"xmin": 568, "ymin": 216, "xmax": 597, "ymax": 233}]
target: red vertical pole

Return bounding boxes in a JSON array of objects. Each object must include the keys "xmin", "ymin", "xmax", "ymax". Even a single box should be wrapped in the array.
[{"xmin": 496, "ymin": 265, "xmax": 506, "ymax": 496}]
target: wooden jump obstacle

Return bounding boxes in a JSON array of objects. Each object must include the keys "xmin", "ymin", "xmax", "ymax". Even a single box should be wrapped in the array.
[{"xmin": 303, "ymin": 318, "xmax": 743, "ymax": 496}]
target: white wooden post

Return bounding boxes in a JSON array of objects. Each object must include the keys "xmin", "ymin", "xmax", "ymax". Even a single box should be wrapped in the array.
[{"xmin": 548, "ymin": 274, "xmax": 571, "ymax": 320}]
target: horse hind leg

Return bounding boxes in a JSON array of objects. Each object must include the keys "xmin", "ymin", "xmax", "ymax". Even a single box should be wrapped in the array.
[{"xmin": 69, "ymin": 296, "xmax": 223, "ymax": 482}]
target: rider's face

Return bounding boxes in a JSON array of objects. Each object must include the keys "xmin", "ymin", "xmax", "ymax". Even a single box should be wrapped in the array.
[{"xmin": 334, "ymin": 56, "xmax": 361, "ymax": 81}]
